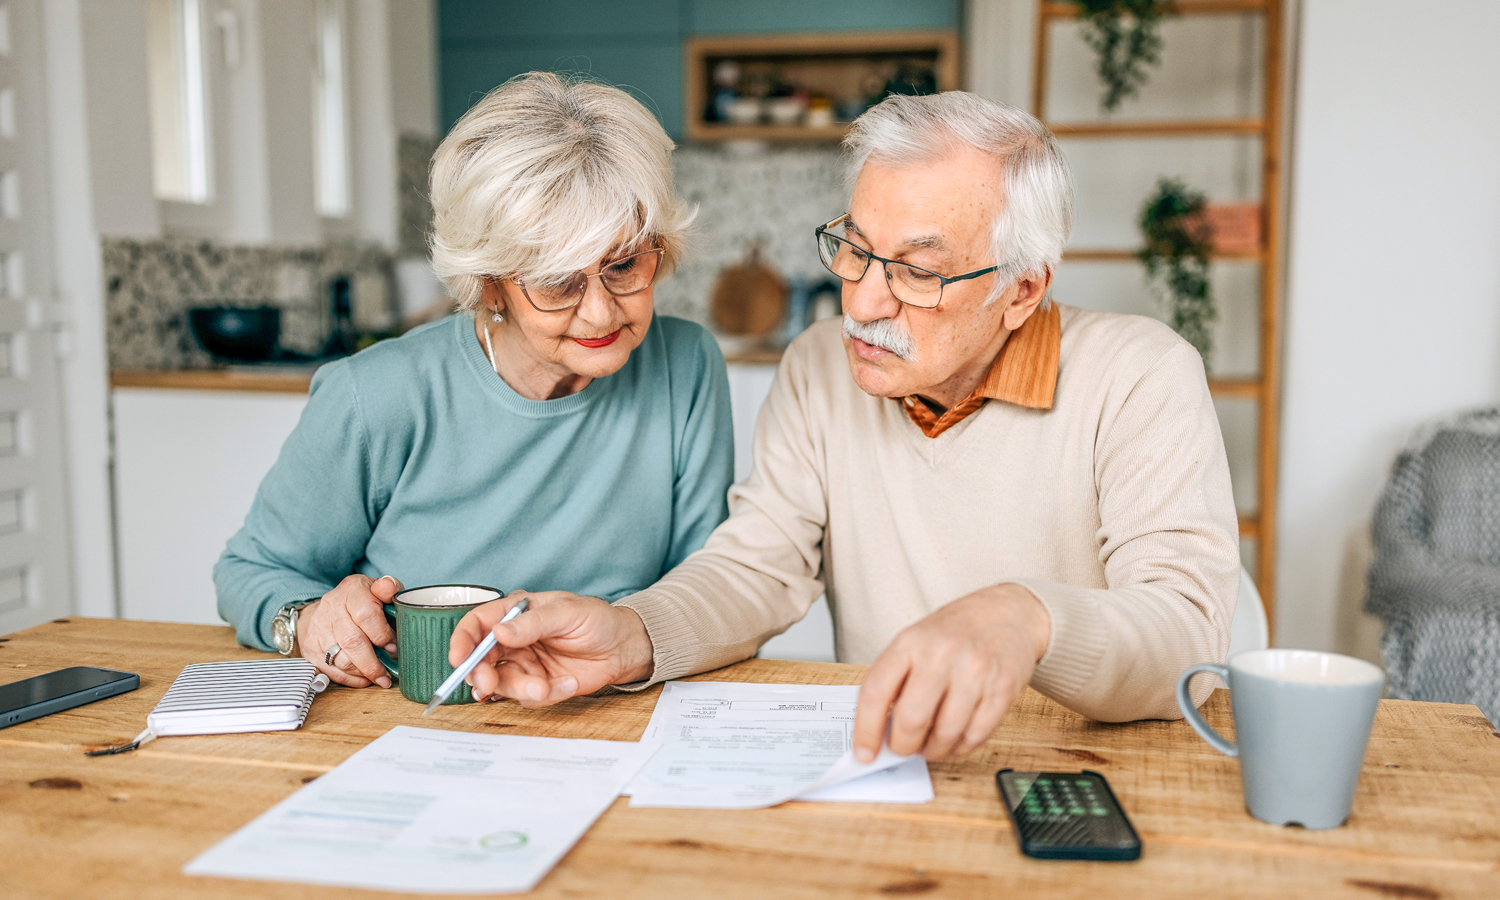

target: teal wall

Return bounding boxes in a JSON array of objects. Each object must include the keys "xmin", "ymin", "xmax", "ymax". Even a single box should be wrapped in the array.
[{"xmin": 437, "ymin": 0, "xmax": 961, "ymax": 139}]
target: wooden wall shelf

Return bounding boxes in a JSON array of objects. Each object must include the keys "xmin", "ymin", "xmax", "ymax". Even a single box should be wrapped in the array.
[
  {"xmin": 1041, "ymin": 0, "xmax": 1268, "ymax": 18},
  {"xmin": 684, "ymin": 31, "xmax": 960, "ymax": 143},
  {"xmin": 1207, "ymin": 378, "xmax": 1263, "ymax": 400},
  {"xmin": 1063, "ymin": 248, "xmax": 1264, "ymax": 263},
  {"xmin": 1049, "ymin": 117, "xmax": 1265, "ymax": 138},
  {"xmin": 690, "ymin": 123, "xmax": 850, "ymax": 143},
  {"xmin": 1034, "ymin": 0, "xmax": 1285, "ymax": 631}
]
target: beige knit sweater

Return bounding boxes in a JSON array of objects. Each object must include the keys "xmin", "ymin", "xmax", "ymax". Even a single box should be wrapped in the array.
[{"xmin": 617, "ymin": 304, "xmax": 1240, "ymax": 721}]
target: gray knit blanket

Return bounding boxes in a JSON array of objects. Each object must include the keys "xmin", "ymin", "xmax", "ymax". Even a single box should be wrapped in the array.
[{"xmin": 1366, "ymin": 407, "xmax": 1500, "ymax": 724}]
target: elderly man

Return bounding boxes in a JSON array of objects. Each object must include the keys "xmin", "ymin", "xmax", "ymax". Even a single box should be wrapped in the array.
[{"xmin": 450, "ymin": 91, "xmax": 1240, "ymax": 764}]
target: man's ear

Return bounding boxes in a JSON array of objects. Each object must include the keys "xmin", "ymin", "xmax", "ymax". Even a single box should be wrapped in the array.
[{"xmin": 1002, "ymin": 270, "xmax": 1052, "ymax": 331}]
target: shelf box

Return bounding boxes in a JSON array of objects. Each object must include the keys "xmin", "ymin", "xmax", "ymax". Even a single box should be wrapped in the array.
[{"xmin": 684, "ymin": 31, "xmax": 961, "ymax": 143}]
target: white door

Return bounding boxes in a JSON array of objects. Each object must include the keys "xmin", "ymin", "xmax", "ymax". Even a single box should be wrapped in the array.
[{"xmin": 0, "ymin": 0, "xmax": 75, "ymax": 634}]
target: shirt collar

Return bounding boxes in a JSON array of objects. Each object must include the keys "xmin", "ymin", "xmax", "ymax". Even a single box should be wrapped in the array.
[{"xmin": 975, "ymin": 300, "xmax": 1061, "ymax": 410}]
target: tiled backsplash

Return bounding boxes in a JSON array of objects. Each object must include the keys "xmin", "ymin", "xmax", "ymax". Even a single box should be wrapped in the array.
[
  {"xmin": 398, "ymin": 133, "xmax": 439, "ymax": 258},
  {"xmin": 653, "ymin": 144, "xmax": 849, "ymax": 326},
  {"xmin": 102, "ymin": 142, "xmax": 851, "ymax": 369},
  {"xmin": 103, "ymin": 239, "xmax": 392, "ymax": 370}
]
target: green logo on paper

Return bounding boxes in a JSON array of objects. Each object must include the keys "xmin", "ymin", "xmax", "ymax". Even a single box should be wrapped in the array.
[{"xmin": 479, "ymin": 831, "xmax": 529, "ymax": 852}]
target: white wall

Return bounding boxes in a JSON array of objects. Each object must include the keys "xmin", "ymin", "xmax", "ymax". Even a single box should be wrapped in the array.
[
  {"xmin": 388, "ymin": 0, "xmax": 438, "ymax": 139},
  {"xmin": 66, "ymin": 0, "xmax": 436, "ymax": 248},
  {"xmin": 77, "ymin": 0, "xmax": 160, "ymax": 238},
  {"xmin": 44, "ymin": 0, "xmax": 127, "ymax": 617},
  {"xmin": 1276, "ymin": 0, "xmax": 1500, "ymax": 653},
  {"xmin": 35, "ymin": 0, "xmax": 438, "ymax": 620}
]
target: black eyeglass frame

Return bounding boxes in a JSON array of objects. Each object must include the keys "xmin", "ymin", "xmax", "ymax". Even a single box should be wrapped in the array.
[
  {"xmin": 814, "ymin": 214, "xmax": 1004, "ymax": 310},
  {"xmin": 511, "ymin": 247, "xmax": 665, "ymax": 313}
]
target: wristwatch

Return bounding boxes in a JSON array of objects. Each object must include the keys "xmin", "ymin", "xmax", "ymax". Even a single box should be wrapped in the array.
[{"xmin": 271, "ymin": 600, "xmax": 317, "ymax": 655}]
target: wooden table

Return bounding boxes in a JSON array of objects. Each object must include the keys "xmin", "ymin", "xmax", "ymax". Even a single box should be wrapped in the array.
[{"xmin": 3, "ymin": 619, "xmax": 1499, "ymax": 899}]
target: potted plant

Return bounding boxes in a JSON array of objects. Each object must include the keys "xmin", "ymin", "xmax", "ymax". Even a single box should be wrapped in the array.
[
  {"xmin": 1138, "ymin": 177, "xmax": 1216, "ymax": 365},
  {"xmin": 1075, "ymin": 0, "xmax": 1168, "ymax": 112}
]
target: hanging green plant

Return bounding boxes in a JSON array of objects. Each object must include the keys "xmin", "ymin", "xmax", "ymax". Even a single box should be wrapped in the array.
[
  {"xmin": 1138, "ymin": 177, "xmax": 1216, "ymax": 365},
  {"xmin": 1075, "ymin": 0, "xmax": 1167, "ymax": 112}
]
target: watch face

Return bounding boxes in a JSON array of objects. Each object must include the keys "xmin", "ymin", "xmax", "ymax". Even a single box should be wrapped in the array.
[{"xmin": 272, "ymin": 616, "xmax": 294, "ymax": 654}]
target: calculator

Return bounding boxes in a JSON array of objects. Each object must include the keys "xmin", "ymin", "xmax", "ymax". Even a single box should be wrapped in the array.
[{"xmin": 995, "ymin": 769, "xmax": 1142, "ymax": 861}]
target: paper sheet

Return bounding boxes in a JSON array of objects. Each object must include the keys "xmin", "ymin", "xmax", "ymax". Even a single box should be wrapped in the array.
[
  {"xmin": 626, "ymin": 681, "xmax": 934, "ymax": 809},
  {"xmin": 184, "ymin": 726, "xmax": 656, "ymax": 895}
]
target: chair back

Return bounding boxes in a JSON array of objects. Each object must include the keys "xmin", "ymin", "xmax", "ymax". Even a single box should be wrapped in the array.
[{"xmin": 1229, "ymin": 565, "xmax": 1270, "ymax": 656}]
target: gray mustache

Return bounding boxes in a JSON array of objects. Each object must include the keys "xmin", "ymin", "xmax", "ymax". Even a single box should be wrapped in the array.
[{"xmin": 842, "ymin": 314, "xmax": 916, "ymax": 361}]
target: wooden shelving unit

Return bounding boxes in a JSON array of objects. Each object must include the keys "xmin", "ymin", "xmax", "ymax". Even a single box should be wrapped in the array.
[
  {"xmin": 683, "ymin": 31, "xmax": 961, "ymax": 143},
  {"xmin": 1032, "ymin": 0, "xmax": 1284, "ymax": 631}
]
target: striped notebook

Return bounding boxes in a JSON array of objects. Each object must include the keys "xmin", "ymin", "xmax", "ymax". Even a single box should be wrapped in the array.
[{"xmin": 147, "ymin": 659, "xmax": 325, "ymax": 736}]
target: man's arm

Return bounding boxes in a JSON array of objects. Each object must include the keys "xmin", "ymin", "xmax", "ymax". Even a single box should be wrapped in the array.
[
  {"xmin": 850, "ymin": 338, "xmax": 1238, "ymax": 761},
  {"xmin": 611, "ymin": 338, "xmax": 830, "ymax": 686},
  {"xmin": 1016, "ymin": 340, "xmax": 1239, "ymax": 722}
]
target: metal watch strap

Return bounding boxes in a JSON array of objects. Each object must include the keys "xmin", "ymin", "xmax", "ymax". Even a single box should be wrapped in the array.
[{"xmin": 274, "ymin": 599, "xmax": 316, "ymax": 655}]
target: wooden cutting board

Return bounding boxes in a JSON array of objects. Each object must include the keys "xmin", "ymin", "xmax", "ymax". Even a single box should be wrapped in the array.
[{"xmin": 710, "ymin": 246, "xmax": 786, "ymax": 336}]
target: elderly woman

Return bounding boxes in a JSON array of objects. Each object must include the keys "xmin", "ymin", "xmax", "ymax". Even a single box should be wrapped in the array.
[{"xmin": 214, "ymin": 73, "xmax": 732, "ymax": 688}]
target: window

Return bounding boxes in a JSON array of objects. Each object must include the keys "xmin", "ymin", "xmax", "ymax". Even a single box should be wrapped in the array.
[
  {"xmin": 313, "ymin": 0, "xmax": 350, "ymax": 218},
  {"xmin": 146, "ymin": 0, "xmax": 210, "ymax": 203}
]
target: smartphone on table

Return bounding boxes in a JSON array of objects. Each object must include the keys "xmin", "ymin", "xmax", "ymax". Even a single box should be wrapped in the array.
[
  {"xmin": 995, "ymin": 769, "xmax": 1142, "ymax": 861},
  {"xmin": 0, "ymin": 666, "xmax": 140, "ymax": 729}
]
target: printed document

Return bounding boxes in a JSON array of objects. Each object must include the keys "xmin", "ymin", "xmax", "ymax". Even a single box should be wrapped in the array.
[
  {"xmin": 185, "ymin": 726, "xmax": 655, "ymax": 894},
  {"xmin": 627, "ymin": 681, "xmax": 934, "ymax": 809}
]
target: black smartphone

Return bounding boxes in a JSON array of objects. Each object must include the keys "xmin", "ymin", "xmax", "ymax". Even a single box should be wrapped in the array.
[
  {"xmin": 995, "ymin": 769, "xmax": 1142, "ymax": 861},
  {"xmin": 0, "ymin": 666, "xmax": 140, "ymax": 729}
]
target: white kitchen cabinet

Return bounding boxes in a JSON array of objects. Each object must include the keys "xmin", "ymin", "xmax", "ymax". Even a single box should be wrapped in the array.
[
  {"xmin": 110, "ymin": 363, "xmax": 835, "ymax": 660},
  {"xmin": 113, "ymin": 389, "xmax": 308, "ymax": 626}
]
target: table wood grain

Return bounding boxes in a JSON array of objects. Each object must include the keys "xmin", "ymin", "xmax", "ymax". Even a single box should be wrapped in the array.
[{"xmin": 3, "ymin": 618, "xmax": 1498, "ymax": 899}]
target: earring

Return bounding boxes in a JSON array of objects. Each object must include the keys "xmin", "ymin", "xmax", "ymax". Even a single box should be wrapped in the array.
[{"xmin": 491, "ymin": 309, "xmax": 503, "ymax": 323}]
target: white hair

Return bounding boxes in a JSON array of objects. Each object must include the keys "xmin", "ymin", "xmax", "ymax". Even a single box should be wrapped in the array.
[
  {"xmin": 843, "ymin": 92, "xmax": 1074, "ymax": 304},
  {"xmin": 429, "ymin": 72, "xmax": 693, "ymax": 313}
]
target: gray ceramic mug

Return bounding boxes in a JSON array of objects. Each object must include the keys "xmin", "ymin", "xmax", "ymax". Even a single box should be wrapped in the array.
[{"xmin": 1176, "ymin": 649, "xmax": 1384, "ymax": 830}]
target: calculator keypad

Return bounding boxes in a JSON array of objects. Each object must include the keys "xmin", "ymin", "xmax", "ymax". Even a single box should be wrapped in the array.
[{"xmin": 1002, "ymin": 771, "xmax": 1138, "ymax": 852}]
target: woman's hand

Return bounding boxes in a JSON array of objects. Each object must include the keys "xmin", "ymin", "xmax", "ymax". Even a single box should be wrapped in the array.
[
  {"xmin": 449, "ymin": 591, "xmax": 655, "ymax": 708},
  {"xmin": 295, "ymin": 574, "xmax": 403, "ymax": 688}
]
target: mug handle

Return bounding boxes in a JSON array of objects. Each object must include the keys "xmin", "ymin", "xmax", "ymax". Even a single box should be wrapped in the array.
[
  {"xmin": 372, "ymin": 603, "xmax": 398, "ymax": 680},
  {"xmin": 1176, "ymin": 663, "xmax": 1237, "ymax": 758}
]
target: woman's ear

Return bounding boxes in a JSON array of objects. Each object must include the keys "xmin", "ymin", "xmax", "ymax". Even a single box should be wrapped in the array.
[{"xmin": 479, "ymin": 277, "xmax": 509, "ymax": 319}]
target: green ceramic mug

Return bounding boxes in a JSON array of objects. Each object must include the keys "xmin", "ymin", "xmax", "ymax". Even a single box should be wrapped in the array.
[{"xmin": 375, "ymin": 584, "xmax": 503, "ymax": 705}]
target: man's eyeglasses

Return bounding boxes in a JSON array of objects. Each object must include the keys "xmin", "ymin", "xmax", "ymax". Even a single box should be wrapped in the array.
[
  {"xmin": 814, "ymin": 215, "xmax": 1002, "ymax": 309},
  {"xmin": 513, "ymin": 248, "xmax": 664, "ymax": 313}
]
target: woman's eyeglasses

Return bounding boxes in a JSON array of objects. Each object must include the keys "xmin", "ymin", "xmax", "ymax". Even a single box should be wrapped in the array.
[
  {"xmin": 514, "ymin": 248, "xmax": 664, "ymax": 313},
  {"xmin": 814, "ymin": 215, "xmax": 1002, "ymax": 309}
]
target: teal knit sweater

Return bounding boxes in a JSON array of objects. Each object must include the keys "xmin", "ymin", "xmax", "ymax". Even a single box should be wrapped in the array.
[{"xmin": 214, "ymin": 313, "xmax": 734, "ymax": 651}]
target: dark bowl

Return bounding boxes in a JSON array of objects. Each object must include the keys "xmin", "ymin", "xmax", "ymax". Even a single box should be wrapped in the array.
[{"xmin": 189, "ymin": 306, "xmax": 281, "ymax": 363}]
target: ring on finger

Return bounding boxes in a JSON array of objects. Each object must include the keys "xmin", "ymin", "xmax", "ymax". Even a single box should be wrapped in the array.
[{"xmin": 323, "ymin": 642, "xmax": 342, "ymax": 667}]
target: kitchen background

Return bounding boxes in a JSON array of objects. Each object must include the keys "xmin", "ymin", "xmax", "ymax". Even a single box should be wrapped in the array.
[{"xmin": 14, "ymin": 1, "xmax": 1500, "ymax": 673}]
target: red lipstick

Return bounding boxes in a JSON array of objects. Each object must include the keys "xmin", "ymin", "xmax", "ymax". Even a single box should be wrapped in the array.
[{"xmin": 572, "ymin": 330, "xmax": 621, "ymax": 349}]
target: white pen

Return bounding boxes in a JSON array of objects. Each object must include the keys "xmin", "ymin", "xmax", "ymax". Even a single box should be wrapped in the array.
[{"xmin": 423, "ymin": 597, "xmax": 529, "ymax": 715}]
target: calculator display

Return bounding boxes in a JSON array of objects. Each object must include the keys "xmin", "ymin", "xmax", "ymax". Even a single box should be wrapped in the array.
[{"xmin": 995, "ymin": 770, "xmax": 1141, "ymax": 860}]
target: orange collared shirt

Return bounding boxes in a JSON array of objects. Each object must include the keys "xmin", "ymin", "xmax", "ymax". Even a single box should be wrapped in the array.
[{"xmin": 900, "ymin": 301, "xmax": 1061, "ymax": 439}]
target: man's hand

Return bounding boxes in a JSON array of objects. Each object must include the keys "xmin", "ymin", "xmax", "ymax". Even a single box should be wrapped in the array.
[
  {"xmin": 852, "ymin": 584, "xmax": 1051, "ymax": 763},
  {"xmin": 295, "ymin": 574, "xmax": 403, "ymax": 689},
  {"xmin": 448, "ymin": 591, "xmax": 655, "ymax": 708}
]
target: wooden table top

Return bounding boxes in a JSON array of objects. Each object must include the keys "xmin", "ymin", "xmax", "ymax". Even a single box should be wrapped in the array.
[{"xmin": 3, "ymin": 618, "xmax": 1498, "ymax": 899}]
